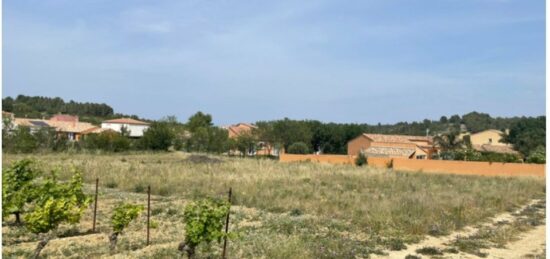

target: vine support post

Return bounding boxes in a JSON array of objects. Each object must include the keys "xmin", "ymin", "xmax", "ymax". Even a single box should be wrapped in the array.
[
  {"xmin": 147, "ymin": 185, "xmax": 151, "ymax": 246},
  {"xmin": 222, "ymin": 187, "xmax": 232, "ymax": 259},
  {"xmin": 92, "ymin": 178, "xmax": 99, "ymax": 232}
]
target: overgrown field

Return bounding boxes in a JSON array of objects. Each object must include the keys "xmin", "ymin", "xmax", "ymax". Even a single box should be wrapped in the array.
[{"xmin": 2, "ymin": 152, "xmax": 546, "ymax": 258}]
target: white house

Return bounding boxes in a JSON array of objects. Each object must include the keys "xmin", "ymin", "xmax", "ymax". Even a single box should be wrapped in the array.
[{"xmin": 101, "ymin": 118, "xmax": 150, "ymax": 137}]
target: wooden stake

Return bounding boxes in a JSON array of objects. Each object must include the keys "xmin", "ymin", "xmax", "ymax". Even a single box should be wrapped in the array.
[
  {"xmin": 147, "ymin": 185, "xmax": 151, "ymax": 246},
  {"xmin": 92, "ymin": 178, "xmax": 99, "ymax": 232},
  {"xmin": 222, "ymin": 187, "xmax": 232, "ymax": 259}
]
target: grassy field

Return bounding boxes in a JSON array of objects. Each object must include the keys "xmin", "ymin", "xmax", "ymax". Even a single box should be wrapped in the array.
[{"xmin": 2, "ymin": 152, "xmax": 546, "ymax": 258}]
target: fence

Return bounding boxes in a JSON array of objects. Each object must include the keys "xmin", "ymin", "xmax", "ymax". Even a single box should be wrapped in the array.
[{"xmin": 279, "ymin": 154, "xmax": 545, "ymax": 177}]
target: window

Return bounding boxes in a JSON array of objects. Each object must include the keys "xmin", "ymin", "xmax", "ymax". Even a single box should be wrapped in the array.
[
  {"xmin": 488, "ymin": 138, "xmax": 492, "ymax": 144},
  {"xmin": 416, "ymin": 155, "xmax": 426, "ymax": 160}
]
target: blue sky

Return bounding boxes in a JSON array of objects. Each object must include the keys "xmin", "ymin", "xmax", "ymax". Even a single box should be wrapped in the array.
[{"xmin": 3, "ymin": 0, "xmax": 545, "ymax": 125}]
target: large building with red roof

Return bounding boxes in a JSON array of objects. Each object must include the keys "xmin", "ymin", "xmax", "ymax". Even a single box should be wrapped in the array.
[{"xmin": 347, "ymin": 133, "xmax": 437, "ymax": 159}]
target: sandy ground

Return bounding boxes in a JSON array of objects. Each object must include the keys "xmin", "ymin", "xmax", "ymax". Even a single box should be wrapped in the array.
[
  {"xmin": 483, "ymin": 224, "xmax": 545, "ymax": 259},
  {"xmin": 372, "ymin": 199, "xmax": 546, "ymax": 259}
]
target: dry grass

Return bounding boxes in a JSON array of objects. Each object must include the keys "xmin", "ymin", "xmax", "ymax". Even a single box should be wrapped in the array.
[{"xmin": 2, "ymin": 152, "xmax": 546, "ymax": 258}]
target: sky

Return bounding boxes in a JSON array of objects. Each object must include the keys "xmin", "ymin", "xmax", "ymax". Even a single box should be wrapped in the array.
[{"xmin": 3, "ymin": 0, "xmax": 546, "ymax": 125}]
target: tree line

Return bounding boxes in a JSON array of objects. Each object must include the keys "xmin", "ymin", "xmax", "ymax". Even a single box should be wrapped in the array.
[
  {"xmin": 2, "ymin": 95, "xmax": 144, "ymax": 124},
  {"xmin": 2, "ymin": 95, "xmax": 545, "ymax": 162}
]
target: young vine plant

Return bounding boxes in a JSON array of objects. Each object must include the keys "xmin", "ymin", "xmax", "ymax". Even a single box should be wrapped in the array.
[
  {"xmin": 178, "ymin": 198, "xmax": 230, "ymax": 258},
  {"xmin": 109, "ymin": 203, "xmax": 144, "ymax": 251},
  {"xmin": 24, "ymin": 167, "xmax": 92, "ymax": 258},
  {"xmin": 2, "ymin": 159, "xmax": 41, "ymax": 224}
]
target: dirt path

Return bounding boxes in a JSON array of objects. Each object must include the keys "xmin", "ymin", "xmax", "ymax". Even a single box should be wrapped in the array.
[
  {"xmin": 483, "ymin": 224, "xmax": 545, "ymax": 259},
  {"xmin": 372, "ymin": 199, "xmax": 546, "ymax": 259}
]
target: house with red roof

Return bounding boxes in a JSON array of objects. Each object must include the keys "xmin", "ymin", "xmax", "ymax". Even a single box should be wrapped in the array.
[
  {"xmin": 347, "ymin": 133, "xmax": 437, "ymax": 159},
  {"xmin": 223, "ymin": 122, "xmax": 279, "ymax": 156}
]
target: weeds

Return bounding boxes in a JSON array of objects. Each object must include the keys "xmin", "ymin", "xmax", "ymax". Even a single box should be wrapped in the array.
[
  {"xmin": 415, "ymin": 246, "xmax": 443, "ymax": 255},
  {"xmin": 2, "ymin": 152, "xmax": 545, "ymax": 258}
]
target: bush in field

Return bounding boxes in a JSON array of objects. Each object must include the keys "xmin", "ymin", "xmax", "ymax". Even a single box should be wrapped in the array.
[
  {"xmin": 178, "ymin": 199, "xmax": 230, "ymax": 258},
  {"xmin": 287, "ymin": 142, "xmax": 310, "ymax": 154},
  {"xmin": 479, "ymin": 152, "xmax": 522, "ymax": 163},
  {"xmin": 24, "ymin": 168, "xmax": 91, "ymax": 258},
  {"xmin": 2, "ymin": 159, "xmax": 41, "ymax": 224},
  {"xmin": 82, "ymin": 131, "xmax": 130, "ymax": 152},
  {"xmin": 10, "ymin": 126, "xmax": 38, "ymax": 153},
  {"xmin": 439, "ymin": 149, "xmax": 522, "ymax": 163},
  {"xmin": 110, "ymin": 203, "xmax": 144, "ymax": 250},
  {"xmin": 526, "ymin": 146, "xmax": 545, "ymax": 164},
  {"xmin": 355, "ymin": 152, "xmax": 368, "ymax": 166}
]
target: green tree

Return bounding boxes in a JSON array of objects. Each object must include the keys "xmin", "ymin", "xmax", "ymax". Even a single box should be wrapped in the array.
[
  {"xmin": 287, "ymin": 142, "xmax": 310, "ymax": 154},
  {"xmin": 207, "ymin": 127, "xmax": 230, "ymax": 153},
  {"xmin": 140, "ymin": 122, "xmax": 175, "ymax": 151},
  {"xmin": 462, "ymin": 111, "xmax": 492, "ymax": 133},
  {"xmin": 183, "ymin": 112, "xmax": 229, "ymax": 153},
  {"xmin": 11, "ymin": 126, "xmax": 38, "ymax": 153},
  {"xmin": 186, "ymin": 112, "xmax": 213, "ymax": 132},
  {"xmin": 433, "ymin": 131, "xmax": 464, "ymax": 152},
  {"xmin": 503, "ymin": 116, "xmax": 545, "ymax": 156},
  {"xmin": 234, "ymin": 131, "xmax": 257, "ymax": 156},
  {"xmin": 449, "ymin": 115, "xmax": 461, "ymax": 124}
]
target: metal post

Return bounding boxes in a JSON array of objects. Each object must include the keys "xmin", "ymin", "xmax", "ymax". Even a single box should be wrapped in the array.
[
  {"xmin": 92, "ymin": 178, "xmax": 99, "ymax": 232},
  {"xmin": 222, "ymin": 187, "xmax": 232, "ymax": 259},
  {"xmin": 147, "ymin": 185, "xmax": 151, "ymax": 246}
]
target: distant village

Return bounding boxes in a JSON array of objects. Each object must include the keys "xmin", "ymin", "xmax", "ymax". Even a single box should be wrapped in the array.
[{"xmin": 2, "ymin": 111, "xmax": 520, "ymax": 160}]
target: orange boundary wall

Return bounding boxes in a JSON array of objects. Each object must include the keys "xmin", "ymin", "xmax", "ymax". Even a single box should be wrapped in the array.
[
  {"xmin": 278, "ymin": 154, "xmax": 354, "ymax": 164},
  {"xmin": 279, "ymin": 154, "xmax": 545, "ymax": 177}
]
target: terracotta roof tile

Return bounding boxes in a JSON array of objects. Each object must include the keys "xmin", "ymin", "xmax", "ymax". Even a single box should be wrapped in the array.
[
  {"xmin": 225, "ymin": 123, "xmax": 257, "ymax": 138},
  {"xmin": 47, "ymin": 121, "xmax": 97, "ymax": 133},
  {"xmin": 472, "ymin": 144, "xmax": 519, "ymax": 155},
  {"xmin": 363, "ymin": 133, "xmax": 433, "ymax": 144}
]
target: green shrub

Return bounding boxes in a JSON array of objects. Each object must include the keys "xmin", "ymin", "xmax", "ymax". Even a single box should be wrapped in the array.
[
  {"xmin": 24, "ymin": 168, "xmax": 91, "ymax": 257},
  {"xmin": 355, "ymin": 153, "xmax": 367, "ymax": 166},
  {"xmin": 289, "ymin": 208, "xmax": 303, "ymax": 217},
  {"xmin": 105, "ymin": 181, "xmax": 118, "ymax": 188},
  {"xmin": 385, "ymin": 237, "xmax": 406, "ymax": 251},
  {"xmin": 82, "ymin": 131, "xmax": 130, "ymax": 152},
  {"xmin": 179, "ymin": 198, "xmax": 230, "ymax": 258},
  {"xmin": 526, "ymin": 146, "xmax": 545, "ymax": 164},
  {"xmin": 2, "ymin": 159, "xmax": 41, "ymax": 224},
  {"xmin": 416, "ymin": 246, "xmax": 443, "ymax": 255},
  {"xmin": 287, "ymin": 142, "xmax": 310, "ymax": 154},
  {"xmin": 386, "ymin": 159, "xmax": 393, "ymax": 169},
  {"xmin": 110, "ymin": 203, "xmax": 144, "ymax": 250},
  {"xmin": 134, "ymin": 183, "xmax": 146, "ymax": 193}
]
